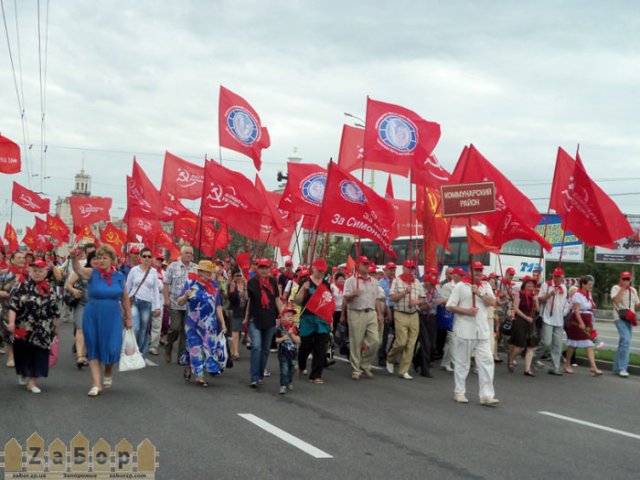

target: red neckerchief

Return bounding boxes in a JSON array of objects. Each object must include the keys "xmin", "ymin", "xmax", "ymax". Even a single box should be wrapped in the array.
[
  {"xmin": 334, "ymin": 283, "xmax": 344, "ymax": 293},
  {"xmin": 283, "ymin": 270, "xmax": 294, "ymax": 279},
  {"xmin": 399, "ymin": 273, "xmax": 415, "ymax": 285},
  {"xmin": 0, "ymin": 259, "xmax": 7, "ymax": 270},
  {"xmin": 259, "ymin": 277, "xmax": 275, "ymax": 309},
  {"xmin": 97, "ymin": 266, "xmax": 116, "ymax": 286},
  {"xmin": 578, "ymin": 288, "xmax": 596, "ymax": 309},
  {"xmin": 35, "ymin": 279, "xmax": 51, "ymax": 296},
  {"xmin": 8, "ymin": 265, "xmax": 27, "ymax": 283},
  {"xmin": 357, "ymin": 274, "xmax": 370, "ymax": 283},
  {"xmin": 461, "ymin": 276, "xmax": 480, "ymax": 286},
  {"xmin": 198, "ymin": 279, "xmax": 218, "ymax": 297},
  {"xmin": 547, "ymin": 282, "xmax": 563, "ymax": 315}
]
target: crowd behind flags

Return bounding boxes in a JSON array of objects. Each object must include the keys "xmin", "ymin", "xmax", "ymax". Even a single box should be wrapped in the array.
[{"xmin": 0, "ymin": 86, "xmax": 635, "ymax": 274}]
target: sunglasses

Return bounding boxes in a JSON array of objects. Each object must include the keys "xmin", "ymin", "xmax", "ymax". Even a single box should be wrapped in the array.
[
  {"xmin": 141, "ymin": 255, "xmax": 152, "ymax": 259},
  {"xmin": 622, "ymin": 278, "xmax": 631, "ymax": 281}
]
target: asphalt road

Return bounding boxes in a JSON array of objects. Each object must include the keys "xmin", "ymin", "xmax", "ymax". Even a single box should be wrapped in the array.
[
  {"xmin": 1, "ymin": 322, "xmax": 640, "ymax": 479},
  {"xmin": 594, "ymin": 319, "xmax": 640, "ymax": 353}
]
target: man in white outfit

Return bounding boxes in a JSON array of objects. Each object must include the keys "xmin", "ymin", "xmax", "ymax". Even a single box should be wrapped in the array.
[{"xmin": 446, "ymin": 261, "xmax": 499, "ymax": 406}]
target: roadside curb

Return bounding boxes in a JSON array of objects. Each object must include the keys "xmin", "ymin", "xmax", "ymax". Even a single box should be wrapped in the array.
[{"xmin": 575, "ymin": 356, "xmax": 640, "ymax": 376}]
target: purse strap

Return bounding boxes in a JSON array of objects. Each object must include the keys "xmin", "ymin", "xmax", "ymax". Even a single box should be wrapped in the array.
[{"xmin": 131, "ymin": 267, "xmax": 151, "ymax": 299}]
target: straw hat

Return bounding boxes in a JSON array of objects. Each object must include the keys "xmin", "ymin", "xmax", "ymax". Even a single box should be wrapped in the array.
[{"xmin": 196, "ymin": 260, "xmax": 217, "ymax": 273}]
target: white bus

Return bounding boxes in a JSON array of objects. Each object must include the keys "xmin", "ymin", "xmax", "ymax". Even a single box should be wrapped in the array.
[{"xmin": 349, "ymin": 227, "xmax": 544, "ymax": 279}]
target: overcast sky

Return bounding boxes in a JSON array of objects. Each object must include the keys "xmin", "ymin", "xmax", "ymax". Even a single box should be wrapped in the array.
[{"xmin": 1, "ymin": 0, "xmax": 638, "ymax": 233}]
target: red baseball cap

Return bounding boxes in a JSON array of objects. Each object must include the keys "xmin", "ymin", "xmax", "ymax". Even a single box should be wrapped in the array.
[
  {"xmin": 403, "ymin": 260, "xmax": 417, "ymax": 268},
  {"xmin": 621, "ymin": 271, "xmax": 632, "ymax": 280},
  {"xmin": 154, "ymin": 250, "xmax": 164, "ymax": 259},
  {"xmin": 31, "ymin": 258, "xmax": 48, "ymax": 269},
  {"xmin": 368, "ymin": 265, "xmax": 377, "ymax": 274},
  {"xmin": 280, "ymin": 306, "xmax": 297, "ymax": 317},
  {"xmin": 130, "ymin": 247, "xmax": 141, "ymax": 254},
  {"xmin": 553, "ymin": 267, "xmax": 565, "ymax": 277},
  {"xmin": 285, "ymin": 260, "xmax": 294, "ymax": 267},
  {"xmin": 427, "ymin": 267, "xmax": 438, "ymax": 275},
  {"xmin": 256, "ymin": 258, "xmax": 271, "ymax": 267},
  {"xmin": 489, "ymin": 272, "xmax": 499, "ymax": 278},
  {"xmin": 505, "ymin": 267, "xmax": 516, "ymax": 275},
  {"xmin": 452, "ymin": 267, "xmax": 465, "ymax": 276},
  {"xmin": 385, "ymin": 262, "xmax": 397, "ymax": 270},
  {"xmin": 312, "ymin": 258, "xmax": 328, "ymax": 271},
  {"xmin": 424, "ymin": 275, "xmax": 438, "ymax": 286},
  {"xmin": 356, "ymin": 256, "xmax": 369, "ymax": 264},
  {"xmin": 224, "ymin": 257, "xmax": 231, "ymax": 263},
  {"xmin": 298, "ymin": 268, "xmax": 310, "ymax": 278},
  {"xmin": 521, "ymin": 275, "xmax": 535, "ymax": 284},
  {"xmin": 470, "ymin": 260, "xmax": 484, "ymax": 271}
]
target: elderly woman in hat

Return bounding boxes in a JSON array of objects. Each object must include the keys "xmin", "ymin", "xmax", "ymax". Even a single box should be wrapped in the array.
[
  {"xmin": 177, "ymin": 260, "xmax": 227, "ymax": 387},
  {"xmin": 6, "ymin": 259, "xmax": 60, "ymax": 393}
]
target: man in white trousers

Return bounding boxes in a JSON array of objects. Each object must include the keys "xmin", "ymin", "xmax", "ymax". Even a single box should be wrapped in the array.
[{"xmin": 446, "ymin": 261, "xmax": 499, "ymax": 406}]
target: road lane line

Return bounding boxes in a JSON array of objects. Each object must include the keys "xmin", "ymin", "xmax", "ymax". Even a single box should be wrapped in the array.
[
  {"xmin": 238, "ymin": 414, "xmax": 333, "ymax": 459},
  {"xmin": 539, "ymin": 411, "xmax": 640, "ymax": 440}
]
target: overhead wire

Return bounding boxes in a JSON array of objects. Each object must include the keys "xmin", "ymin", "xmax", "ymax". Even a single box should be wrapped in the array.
[
  {"xmin": 0, "ymin": 0, "xmax": 32, "ymax": 186},
  {"xmin": 37, "ymin": 0, "xmax": 44, "ymax": 192}
]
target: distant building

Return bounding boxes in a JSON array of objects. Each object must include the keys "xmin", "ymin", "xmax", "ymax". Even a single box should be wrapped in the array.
[{"xmin": 55, "ymin": 169, "xmax": 92, "ymax": 230}]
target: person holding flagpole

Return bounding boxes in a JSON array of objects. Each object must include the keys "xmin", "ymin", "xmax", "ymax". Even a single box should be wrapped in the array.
[
  {"xmin": 446, "ymin": 261, "xmax": 499, "ymax": 406},
  {"xmin": 386, "ymin": 260, "xmax": 426, "ymax": 380},
  {"xmin": 295, "ymin": 258, "xmax": 332, "ymax": 384},
  {"xmin": 343, "ymin": 256, "xmax": 382, "ymax": 381}
]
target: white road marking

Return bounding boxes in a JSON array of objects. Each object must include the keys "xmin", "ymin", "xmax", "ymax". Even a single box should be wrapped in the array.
[
  {"xmin": 539, "ymin": 411, "xmax": 640, "ymax": 440},
  {"xmin": 333, "ymin": 355, "xmax": 383, "ymax": 370},
  {"xmin": 238, "ymin": 413, "xmax": 333, "ymax": 459}
]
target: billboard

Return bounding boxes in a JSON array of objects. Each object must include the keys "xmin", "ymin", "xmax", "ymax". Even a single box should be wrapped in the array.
[
  {"xmin": 535, "ymin": 214, "xmax": 584, "ymax": 263},
  {"xmin": 594, "ymin": 215, "xmax": 640, "ymax": 264}
]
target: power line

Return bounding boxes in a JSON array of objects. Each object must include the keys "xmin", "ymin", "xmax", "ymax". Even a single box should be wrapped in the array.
[
  {"xmin": 0, "ymin": 0, "xmax": 32, "ymax": 186},
  {"xmin": 37, "ymin": 0, "xmax": 44, "ymax": 192}
]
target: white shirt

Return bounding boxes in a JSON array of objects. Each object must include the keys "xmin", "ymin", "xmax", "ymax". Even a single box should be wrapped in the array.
[
  {"xmin": 538, "ymin": 282, "xmax": 567, "ymax": 327},
  {"xmin": 446, "ymin": 281, "xmax": 495, "ymax": 340},
  {"xmin": 611, "ymin": 285, "xmax": 639, "ymax": 319},
  {"xmin": 126, "ymin": 265, "xmax": 162, "ymax": 311},
  {"xmin": 440, "ymin": 280, "xmax": 455, "ymax": 301},
  {"xmin": 331, "ymin": 284, "xmax": 344, "ymax": 310}
]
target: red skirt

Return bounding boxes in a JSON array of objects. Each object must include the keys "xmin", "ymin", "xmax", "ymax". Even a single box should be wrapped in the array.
[{"xmin": 566, "ymin": 311, "xmax": 593, "ymax": 341}]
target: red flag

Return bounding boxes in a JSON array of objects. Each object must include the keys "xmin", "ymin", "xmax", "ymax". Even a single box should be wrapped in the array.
[
  {"xmin": 100, "ymin": 223, "xmax": 126, "ymax": 252},
  {"xmin": 549, "ymin": 147, "xmax": 633, "ymax": 247},
  {"xmin": 235, "ymin": 252, "xmax": 251, "ymax": 279},
  {"xmin": 0, "ymin": 134, "xmax": 21, "ymax": 174},
  {"xmin": 279, "ymin": 163, "xmax": 328, "ymax": 217},
  {"xmin": 74, "ymin": 225, "xmax": 100, "ymax": 245},
  {"xmin": 161, "ymin": 151, "xmax": 204, "ymax": 200},
  {"xmin": 450, "ymin": 145, "xmax": 541, "ymax": 229},
  {"xmin": 385, "ymin": 174, "xmax": 394, "ymax": 199},
  {"xmin": 304, "ymin": 282, "xmax": 336, "ymax": 324},
  {"xmin": 154, "ymin": 229, "xmax": 178, "ymax": 252},
  {"xmin": 4, "ymin": 223, "xmax": 19, "ymax": 251},
  {"xmin": 194, "ymin": 220, "xmax": 219, "ymax": 257},
  {"xmin": 212, "ymin": 224, "xmax": 231, "ymax": 253},
  {"xmin": 411, "ymin": 154, "xmax": 451, "ymax": 188},
  {"xmin": 127, "ymin": 216, "xmax": 162, "ymax": 244},
  {"xmin": 218, "ymin": 85, "xmax": 270, "ymax": 171},
  {"xmin": 337, "ymin": 124, "xmax": 365, "ymax": 173},
  {"xmin": 363, "ymin": 97, "xmax": 441, "ymax": 177},
  {"xmin": 466, "ymin": 226, "xmax": 500, "ymax": 255},
  {"xmin": 160, "ymin": 193, "xmax": 189, "ymax": 222},
  {"xmin": 12, "ymin": 182, "xmax": 50, "ymax": 214},
  {"xmin": 21, "ymin": 227, "xmax": 38, "ymax": 250},
  {"xmin": 489, "ymin": 210, "xmax": 552, "ymax": 252},
  {"xmin": 416, "ymin": 186, "xmax": 451, "ymax": 251},
  {"xmin": 127, "ymin": 159, "xmax": 162, "ymax": 220},
  {"xmin": 389, "ymin": 199, "xmax": 422, "ymax": 237},
  {"xmin": 316, "ymin": 162, "xmax": 397, "ymax": 256},
  {"xmin": 69, "ymin": 196, "xmax": 112, "ymax": 227},
  {"xmin": 345, "ymin": 255, "xmax": 356, "ymax": 274},
  {"xmin": 46, "ymin": 214, "xmax": 70, "ymax": 243},
  {"xmin": 200, "ymin": 160, "xmax": 265, "ymax": 239},
  {"xmin": 173, "ymin": 211, "xmax": 199, "ymax": 244}
]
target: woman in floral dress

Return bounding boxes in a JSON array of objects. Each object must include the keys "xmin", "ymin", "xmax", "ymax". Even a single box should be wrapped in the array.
[
  {"xmin": 177, "ymin": 260, "xmax": 227, "ymax": 387},
  {"xmin": 7, "ymin": 259, "xmax": 59, "ymax": 393},
  {"xmin": 0, "ymin": 251, "xmax": 28, "ymax": 368}
]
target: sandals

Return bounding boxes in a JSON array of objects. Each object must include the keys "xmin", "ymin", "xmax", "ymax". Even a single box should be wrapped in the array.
[
  {"xmin": 563, "ymin": 367, "xmax": 574, "ymax": 374},
  {"xmin": 103, "ymin": 377, "xmax": 113, "ymax": 389},
  {"xmin": 524, "ymin": 370, "xmax": 536, "ymax": 377},
  {"xmin": 590, "ymin": 369, "xmax": 603, "ymax": 376},
  {"xmin": 87, "ymin": 386, "xmax": 101, "ymax": 397},
  {"xmin": 196, "ymin": 379, "xmax": 209, "ymax": 388},
  {"xmin": 183, "ymin": 368, "xmax": 191, "ymax": 381}
]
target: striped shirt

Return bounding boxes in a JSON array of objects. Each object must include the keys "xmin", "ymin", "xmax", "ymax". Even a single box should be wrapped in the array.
[{"xmin": 163, "ymin": 261, "xmax": 197, "ymax": 310}]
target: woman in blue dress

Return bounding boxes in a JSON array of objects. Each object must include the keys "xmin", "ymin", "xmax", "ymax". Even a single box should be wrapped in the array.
[
  {"xmin": 177, "ymin": 260, "xmax": 227, "ymax": 387},
  {"xmin": 70, "ymin": 245, "xmax": 132, "ymax": 397}
]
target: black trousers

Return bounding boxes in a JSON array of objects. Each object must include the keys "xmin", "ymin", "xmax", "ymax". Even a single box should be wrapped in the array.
[
  {"xmin": 298, "ymin": 332, "xmax": 329, "ymax": 380},
  {"xmin": 413, "ymin": 314, "xmax": 432, "ymax": 375},
  {"xmin": 378, "ymin": 308, "xmax": 395, "ymax": 362},
  {"xmin": 435, "ymin": 328, "xmax": 448, "ymax": 358}
]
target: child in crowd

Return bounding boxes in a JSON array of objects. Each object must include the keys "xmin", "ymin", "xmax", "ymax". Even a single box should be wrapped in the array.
[{"xmin": 275, "ymin": 307, "xmax": 301, "ymax": 394}]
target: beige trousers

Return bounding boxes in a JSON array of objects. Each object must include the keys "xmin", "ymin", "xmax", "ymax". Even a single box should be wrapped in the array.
[
  {"xmin": 387, "ymin": 311, "xmax": 419, "ymax": 375},
  {"xmin": 348, "ymin": 309, "xmax": 380, "ymax": 374}
]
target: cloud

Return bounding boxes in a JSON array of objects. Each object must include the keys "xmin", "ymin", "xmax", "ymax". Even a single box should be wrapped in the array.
[{"xmin": 1, "ymin": 0, "xmax": 638, "ymax": 234}]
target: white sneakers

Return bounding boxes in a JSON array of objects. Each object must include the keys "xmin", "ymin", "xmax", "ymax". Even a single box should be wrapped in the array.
[
  {"xmin": 454, "ymin": 394, "xmax": 469, "ymax": 403},
  {"xmin": 480, "ymin": 396, "xmax": 500, "ymax": 407},
  {"xmin": 386, "ymin": 362, "xmax": 394, "ymax": 374},
  {"xmin": 27, "ymin": 386, "xmax": 41, "ymax": 394},
  {"xmin": 400, "ymin": 373, "xmax": 413, "ymax": 380},
  {"xmin": 619, "ymin": 370, "xmax": 630, "ymax": 378},
  {"xmin": 18, "ymin": 376, "xmax": 27, "ymax": 386}
]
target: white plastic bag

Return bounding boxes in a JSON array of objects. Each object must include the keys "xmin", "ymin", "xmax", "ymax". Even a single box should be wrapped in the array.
[{"xmin": 119, "ymin": 329, "xmax": 146, "ymax": 372}]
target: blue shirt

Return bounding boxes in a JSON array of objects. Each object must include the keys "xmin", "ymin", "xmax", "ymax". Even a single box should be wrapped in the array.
[{"xmin": 379, "ymin": 277, "xmax": 395, "ymax": 308}]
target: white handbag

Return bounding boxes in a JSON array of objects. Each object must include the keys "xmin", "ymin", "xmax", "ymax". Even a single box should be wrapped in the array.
[{"xmin": 118, "ymin": 329, "xmax": 146, "ymax": 372}]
